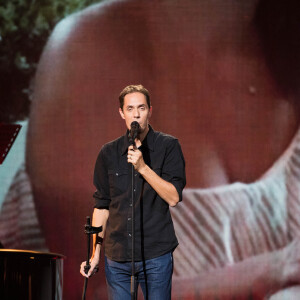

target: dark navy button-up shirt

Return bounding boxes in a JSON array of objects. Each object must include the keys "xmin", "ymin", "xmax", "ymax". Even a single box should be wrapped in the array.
[{"xmin": 93, "ymin": 126, "xmax": 186, "ymax": 261}]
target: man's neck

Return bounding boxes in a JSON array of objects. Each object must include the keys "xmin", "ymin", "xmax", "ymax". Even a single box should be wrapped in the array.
[{"xmin": 135, "ymin": 125, "xmax": 149, "ymax": 147}]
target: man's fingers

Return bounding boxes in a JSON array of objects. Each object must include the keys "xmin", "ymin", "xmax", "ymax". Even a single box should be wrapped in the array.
[{"xmin": 80, "ymin": 261, "xmax": 99, "ymax": 278}]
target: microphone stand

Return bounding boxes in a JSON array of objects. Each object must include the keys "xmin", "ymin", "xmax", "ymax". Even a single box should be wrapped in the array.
[
  {"xmin": 128, "ymin": 122, "xmax": 140, "ymax": 300},
  {"xmin": 82, "ymin": 216, "xmax": 102, "ymax": 300},
  {"xmin": 130, "ymin": 144, "xmax": 136, "ymax": 300}
]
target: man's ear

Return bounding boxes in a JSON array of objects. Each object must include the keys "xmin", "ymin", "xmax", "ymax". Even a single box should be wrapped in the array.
[
  {"xmin": 119, "ymin": 108, "xmax": 125, "ymax": 120},
  {"xmin": 149, "ymin": 106, "xmax": 153, "ymax": 118}
]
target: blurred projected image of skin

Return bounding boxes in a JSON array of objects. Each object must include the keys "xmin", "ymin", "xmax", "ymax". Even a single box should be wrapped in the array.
[{"xmin": 1, "ymin": 0, "xmax": 300, "ymax": 299}]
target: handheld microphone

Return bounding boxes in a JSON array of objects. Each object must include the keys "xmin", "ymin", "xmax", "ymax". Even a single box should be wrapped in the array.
[{"xmin": 129, "ymin": 121, "xmax": 140, "ymax": 145}]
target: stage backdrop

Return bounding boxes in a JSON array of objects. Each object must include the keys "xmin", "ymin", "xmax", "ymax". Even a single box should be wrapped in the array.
[{"xmin": 1, "ymin": 0, "xmax": 300, "ymax": 299}]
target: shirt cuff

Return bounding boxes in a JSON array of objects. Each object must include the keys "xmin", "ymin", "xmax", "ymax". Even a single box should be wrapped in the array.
[{"xmin": 171, "ymin": 180, "xmax": 184, "ymax": 202}]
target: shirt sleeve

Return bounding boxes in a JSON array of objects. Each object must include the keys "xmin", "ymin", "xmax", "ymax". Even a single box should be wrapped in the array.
[
  {"xmin": 93, "ymin": 147, "xmax": 111, "ymax": 209},
  {"xmin": 162, "ymin": 139, "xmax": 186, "ymax": 202}
]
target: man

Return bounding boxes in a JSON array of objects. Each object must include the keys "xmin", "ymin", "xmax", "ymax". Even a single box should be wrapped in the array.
[{"xmin": 80, "ymin": 84, "xmax": 186, "ymax": 299}]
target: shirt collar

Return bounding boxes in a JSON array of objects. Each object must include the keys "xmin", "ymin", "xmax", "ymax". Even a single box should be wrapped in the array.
[{"xmin": 121, "ymin": 125, "xmax": 155, "ymax": 155}]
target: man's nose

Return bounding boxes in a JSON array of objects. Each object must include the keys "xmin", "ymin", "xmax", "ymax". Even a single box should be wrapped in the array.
[{"xmin": 133, "ymin": 109, "xmax": 140, "ymax": 118}]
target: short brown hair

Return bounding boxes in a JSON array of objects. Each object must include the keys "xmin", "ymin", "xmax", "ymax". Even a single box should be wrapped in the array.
[{"xmin": 119, "ymin": 85, "xmax": 151, "ymax": 110}]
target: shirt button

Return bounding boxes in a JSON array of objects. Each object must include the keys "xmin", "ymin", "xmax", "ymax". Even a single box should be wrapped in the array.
[
  {"xmin": 129, "ymin": 204, "xmax": 132, "ymax": 207},
  {"xmin": 116, "ymin": 173, "xmax": 119, "ymax": 176},
  {"xmin": 134, "ymin": 173, "xmax": 137, "ymax": 177},
  {"xmin": 129, "ymin": 234, "xmax": 131, "ymax": 237},
  {"xmin": 128, "ymin": 218, "xmax": 131, "ymax": 221},
  {"xmin": 133, "ymin": 189, "xmax": 136, "ymax": 192}
]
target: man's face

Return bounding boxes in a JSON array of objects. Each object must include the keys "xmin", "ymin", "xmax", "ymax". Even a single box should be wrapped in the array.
[{"xmin": 119, "ymin": 92, "xmax": 152, "ymax": 135}]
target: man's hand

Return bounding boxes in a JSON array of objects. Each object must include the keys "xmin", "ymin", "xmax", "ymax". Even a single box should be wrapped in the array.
[
  {"xmin": 80, "ymin": 256, "xmax": 100, "ymax": 278},
  {"xmin": 127, "ymin": 145, "xmax": 146, "ymax": 172}
]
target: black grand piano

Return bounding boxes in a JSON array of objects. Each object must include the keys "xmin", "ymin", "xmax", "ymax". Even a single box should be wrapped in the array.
[{"xmin": 0, "ymin": 249, "xmax": 64, "ymax": 300}]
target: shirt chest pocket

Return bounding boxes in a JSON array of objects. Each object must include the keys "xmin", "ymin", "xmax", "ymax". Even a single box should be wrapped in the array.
[{"xmin": 108, "ymin": 169, "xmax": 129, "ymax": 197}]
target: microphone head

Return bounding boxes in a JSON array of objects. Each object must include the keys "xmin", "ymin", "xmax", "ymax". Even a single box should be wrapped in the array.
[
  {"xmin": 129, "ymin": 121, "xmax": 141, "ymax": 145},
  {"xmin": 130, "ymin": 121, "xmax": 140, "ymax": 130}
]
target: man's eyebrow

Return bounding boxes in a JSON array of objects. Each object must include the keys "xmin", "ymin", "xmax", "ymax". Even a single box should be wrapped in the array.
[{"xmin": 126, "ymin": 104, "xmax": 146, "ymax": 108}]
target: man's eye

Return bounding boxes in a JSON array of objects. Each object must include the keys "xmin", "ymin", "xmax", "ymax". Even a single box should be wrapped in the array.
[{"xmin": 140, "ymin": 106, "xmax": 145, "ymax": 110}]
